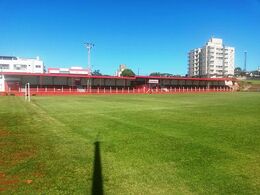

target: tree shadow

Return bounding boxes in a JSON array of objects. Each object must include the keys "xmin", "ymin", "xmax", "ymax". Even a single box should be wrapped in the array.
[{"xmin": 92, "ymin": 141, "xmax": 104, "ymax": 195}]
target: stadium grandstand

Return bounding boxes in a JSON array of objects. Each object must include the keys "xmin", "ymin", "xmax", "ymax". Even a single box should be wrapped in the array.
[
  {"xmin": 0, "ymin": 72, "xmax": 237, "ymax": 96},
  {"xmin": 0, "ymin": 55, "xmax": 237, "ymax": 96}
]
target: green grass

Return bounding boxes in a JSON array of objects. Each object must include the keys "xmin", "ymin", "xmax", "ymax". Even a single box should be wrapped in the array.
[
  {"xmin": 246, "ymin": 79, "xmax": 260, "ymax": 84},
  {"xmin": 0, "ymin": 93, "xmax": 259, "ymax": 194}
]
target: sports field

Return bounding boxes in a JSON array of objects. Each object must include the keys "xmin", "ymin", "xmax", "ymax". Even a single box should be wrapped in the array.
[{"xmin": 0, "ymin": 93, "xmax": 259, "ymax": 194}]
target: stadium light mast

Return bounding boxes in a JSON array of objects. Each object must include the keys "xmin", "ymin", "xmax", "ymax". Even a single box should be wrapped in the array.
[{"xmin": 84, "ymin": 42, "xmax": 95, "ymax": 72}]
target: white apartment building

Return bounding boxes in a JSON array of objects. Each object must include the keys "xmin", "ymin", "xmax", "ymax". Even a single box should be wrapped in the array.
[
  {"xmin": 0, "ymin": 56, "xmax": 44, "ymax": 73},
  {"xmin": 188, "ymin": 48, "xmax": 201, "ymax": 77},
  {"xmin": 188, "ymin": 38, "xmax": 235, "ymax": 77}
]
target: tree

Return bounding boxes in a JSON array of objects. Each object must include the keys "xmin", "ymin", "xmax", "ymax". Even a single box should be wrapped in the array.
[
  {"xmin": 234, "ymin": 67, "xmax": 242, "ymax": 76},
  {"xmin": 92, "ymin": 69, "xmax": 102, "ymax": 76},
  {"xmin": 150, "ymin": 72, "xmax": 161, "ymax": 76},
  {"xmin": 121, "ymin": 69, "xmax": 135, "ymax": 77},
  {"xmin": 149, "ymin": 72, "xmax": 173, "ymax": 77}
]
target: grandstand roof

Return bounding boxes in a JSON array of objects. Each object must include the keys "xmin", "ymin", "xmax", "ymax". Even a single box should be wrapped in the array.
[{"xmin": 2, "ymin": 72, "xmax": 236, "ymax": 81}]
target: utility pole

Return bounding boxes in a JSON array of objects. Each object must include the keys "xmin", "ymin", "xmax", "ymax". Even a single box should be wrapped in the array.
[{"xmin": 244, "ymin": 51, "xmax": 247, "ymax": 72}]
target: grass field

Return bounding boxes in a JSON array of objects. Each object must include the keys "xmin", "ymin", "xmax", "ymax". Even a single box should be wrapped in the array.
[
  {"xmin": 0, "ymin": 93, "xmax": 259, "ymax": 194},
  {"xmin": 246, "ymin": 80, "xmax": 260, "ymax": 84}
]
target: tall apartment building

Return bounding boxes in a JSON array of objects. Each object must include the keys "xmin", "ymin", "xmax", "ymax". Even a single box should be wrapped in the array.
[
  {"xmin": 188, "ymin": 38, "xmax": 235, "ymax": 77},
  {"xmin": 188, "ymin": 48, "xmax": 201, "ymax": 77}
]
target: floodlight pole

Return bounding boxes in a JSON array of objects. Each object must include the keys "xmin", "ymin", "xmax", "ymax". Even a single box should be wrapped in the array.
[
  {"xmin": 84, "ymin": 42, "xmax": 94, "ymax": 72},
  {"xmin": 84, "ymin": 42, "xmax": 94, "ymax": 91}
]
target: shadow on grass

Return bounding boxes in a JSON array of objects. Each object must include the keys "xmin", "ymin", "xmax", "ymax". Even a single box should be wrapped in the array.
[{"xmin": 92, "ymin": 141, "xmax": 104, "ymax": 195}]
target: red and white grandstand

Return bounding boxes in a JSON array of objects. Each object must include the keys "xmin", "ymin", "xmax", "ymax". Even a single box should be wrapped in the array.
[{"xmin": 0, "ymin": 56, "xmax": 237, "ymax": 96}]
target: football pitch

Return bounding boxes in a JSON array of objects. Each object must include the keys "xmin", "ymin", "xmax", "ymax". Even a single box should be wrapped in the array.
[{"xmin": 0, "ymin": 93, "xmax": 259, "ymax": 194}]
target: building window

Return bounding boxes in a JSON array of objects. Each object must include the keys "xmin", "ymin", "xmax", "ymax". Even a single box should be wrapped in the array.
[
  {"xmin": 35, "ymin": 65, "xmax": 41, "ymax": 68},
  {"xmin": 14, "ymin": 64, "xmax": 27, "ymax": 70},
  {"xmin": 0, "ymin": 64, "xmax": 9, "ymax": 69},
  {"xmin": 0, "ymin": 56, "xmax": 17, "ymax": 60}
]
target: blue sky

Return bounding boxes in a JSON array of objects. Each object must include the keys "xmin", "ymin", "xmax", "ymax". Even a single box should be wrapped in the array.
[{"xmin": 0, "ymin": 0, "xmax": 259, "ymax": 75}]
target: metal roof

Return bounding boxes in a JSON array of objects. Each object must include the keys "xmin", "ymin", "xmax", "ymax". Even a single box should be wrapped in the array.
[{"xmin": 1, "ymin": 72, "xmax": 236, "ymax": 81}]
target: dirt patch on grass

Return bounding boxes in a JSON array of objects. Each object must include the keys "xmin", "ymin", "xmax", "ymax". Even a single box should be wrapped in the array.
[
  {"xmin": 0, "ymin": 130, "xmax": 9, "ymax": 137},
  {"xmin": 0, "ymin": 172, "xmax": 35, "ymax": 193},
  {"xmin": 0, "ymin": 172, "xmax": 20, "ymax": 192},
  {"xmin": 11, "ymin": 150, "xmax": 36, "ymax": 161}
]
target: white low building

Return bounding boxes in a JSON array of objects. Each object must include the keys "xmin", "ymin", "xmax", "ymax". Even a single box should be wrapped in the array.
[
  {"xmin": 48, "ymin": 67, "xmax": 90, "ymax": 75},
  {"xmin": 0, "ymin": 56, "xmax": 44, "ymax": 73},
  {"xmin": 0, "ymin": 56, "xmax": 44, "ymax": 92}
]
